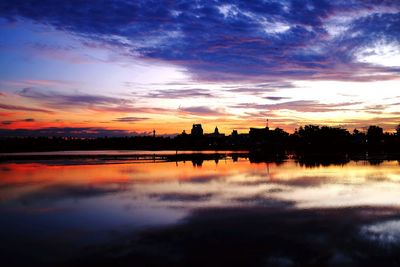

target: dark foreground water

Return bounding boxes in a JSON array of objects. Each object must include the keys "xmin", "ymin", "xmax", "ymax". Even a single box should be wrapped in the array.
[{"xmin": 1, "ymin": 154, "xmax": 400, "ymax": 266}]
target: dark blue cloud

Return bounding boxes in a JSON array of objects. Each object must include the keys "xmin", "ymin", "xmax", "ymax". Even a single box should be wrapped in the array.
[
  {"xmin": 333, "ymin": 12, "xmax": 400, "ymax": 57},
  {"xmin": 0, "ymin": 0, "xmax": 398, "ymax": 81}
]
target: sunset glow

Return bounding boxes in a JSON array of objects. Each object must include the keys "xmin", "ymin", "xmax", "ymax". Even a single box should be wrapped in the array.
[{"xmin": 0, "ymin": 1, "xmax": 399, "ymax": 136}]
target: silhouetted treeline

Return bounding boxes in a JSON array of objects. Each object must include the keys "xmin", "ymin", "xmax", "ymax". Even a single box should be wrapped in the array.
[{"xmin": 1, "ymin": 124, "xmax": 399, "ymax": 153}]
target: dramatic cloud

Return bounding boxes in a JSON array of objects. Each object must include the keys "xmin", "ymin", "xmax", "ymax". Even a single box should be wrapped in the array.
[{"xmin": 0, "ymin": 0, "xmax": 399, "ymax": 81}]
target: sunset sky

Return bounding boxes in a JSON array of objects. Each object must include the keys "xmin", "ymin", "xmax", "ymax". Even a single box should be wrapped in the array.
[{"xmin": 0, "ymin": 0, "xmax": 399, "ymax": 136}]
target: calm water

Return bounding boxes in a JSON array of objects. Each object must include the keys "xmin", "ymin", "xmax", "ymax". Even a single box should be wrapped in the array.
[
  {"xmin": 2, "ymin": 155, "xmax": 400, "ymax": 266},
  {"xmin": 0, "ymin": 150, "xmax": 244, "ymax": 156}
]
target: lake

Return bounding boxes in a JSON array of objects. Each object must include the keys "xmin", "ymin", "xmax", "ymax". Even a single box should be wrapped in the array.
[{"xmin": 1, "ymin": 153, "xmax": 400, "ymax": 266}]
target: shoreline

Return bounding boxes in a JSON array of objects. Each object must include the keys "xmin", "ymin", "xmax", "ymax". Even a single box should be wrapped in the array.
[{"xmin": 1, "ymin": 150, "xmax": 400, "ymax": 163}]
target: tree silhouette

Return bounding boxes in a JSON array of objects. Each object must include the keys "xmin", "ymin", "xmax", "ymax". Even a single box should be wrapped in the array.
[{"xmin": 367, "ymin": 125, "xmax": 384, "ymax": 147}]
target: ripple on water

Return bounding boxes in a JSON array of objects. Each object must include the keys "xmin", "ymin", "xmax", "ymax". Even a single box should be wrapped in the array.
[{"xmin": 360, "ymin": 220, "xmax": 400, "ymax": 246}]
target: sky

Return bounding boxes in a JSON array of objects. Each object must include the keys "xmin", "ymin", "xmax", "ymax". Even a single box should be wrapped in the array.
[{"xmin": 0, "ymin": 0, "xmax": 399, "ymax": 137}]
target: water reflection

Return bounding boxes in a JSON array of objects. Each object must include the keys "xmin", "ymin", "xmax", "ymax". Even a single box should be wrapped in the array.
[
  {"xmin": 2, "ymin": 159, "xmax": 400, "ymax": 219},
  {"xmin": 1, "ymin": 157, "xmax": 400, "ymax": 266},
  {"xmin": 361, "ymin": 220, "xmax": 400, "ymax": 246}
]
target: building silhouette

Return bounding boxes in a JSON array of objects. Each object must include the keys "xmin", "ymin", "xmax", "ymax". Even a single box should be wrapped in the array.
[
  {"xmin": 191, "ymin": 124, "xmax": 203, "ymax": 136},
  {"xmin": 249, "ymin": 126, "xmax": 269, "ymax": 140},
  {"xmin": 212, "ymin": 126, "xmax": 225, "ymax": 137}
]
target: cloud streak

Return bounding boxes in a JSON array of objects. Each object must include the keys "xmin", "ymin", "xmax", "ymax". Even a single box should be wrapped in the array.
[
  {"xmin": 232, "ymin": 100, "xmax": 362, "ymax": 112},
  {"xmin": 179, "ymin": 106, "xmax": 227, "ymax": 116},
  {"xmin": 145, "ymin": 89, "xmax": 215, "ymax": 99},
  {"xmin": 113, "ymin": 116, "xmax": 149, "ymax": 123},
  {"xmin": 17, "ymin": 88, "xmax": 171, "ymax": 114},
  {"xmin": 1, "ymin": 118, "xmax": 35, "ymax": 125},
  {"xmin": 19, "ymin": 87, "xmax": 124, "ymax": 107},
  {"xmin": 0, "ymin": 103, "xmax": 53, "ymax": 113}
]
